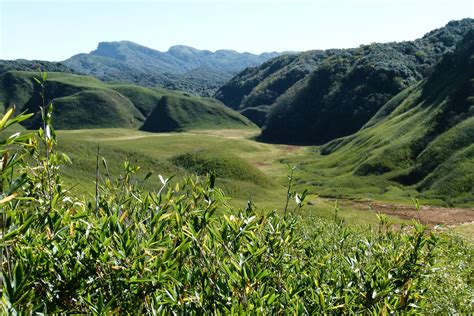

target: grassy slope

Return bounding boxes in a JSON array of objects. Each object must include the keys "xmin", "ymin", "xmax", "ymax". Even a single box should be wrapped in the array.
[
  {"xmin": 1, "ymin": 71, "xmax": 253, "ymax": 131},
  {"xmin": 285, "ymin": 32, "xmax": 474, "ymax": 206},
  {"xmin": 1, "ymin": 71, "xmax": 146, "ymax": 128},
  {"xmin": 140, "ymin": 94, "xmax": 256, "ymax": 132},
  {"xmin": 108, "ymin": 85, "xmax": 188, "ymax": 117}
]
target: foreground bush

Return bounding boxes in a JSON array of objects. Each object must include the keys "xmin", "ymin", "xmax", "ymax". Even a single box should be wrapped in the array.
[
  {"xmin": 0, "ymin": 80, "xmax": 471, "ymax": 313},
  {"xmin": 0, "ymin": 173, "xmax": 438, "ymax": 313}
]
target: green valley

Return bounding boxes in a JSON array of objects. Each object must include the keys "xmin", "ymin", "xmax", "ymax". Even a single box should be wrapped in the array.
[
  {"xmin": 52, "ymin": 127, "xmax": 471, "ymax": 229},
  {"xmin": 1, "ymin": 10, "xmax": 473, "ymax": 314}
]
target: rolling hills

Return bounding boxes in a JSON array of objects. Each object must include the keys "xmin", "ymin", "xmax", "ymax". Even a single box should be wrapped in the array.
[
  {"xmin": 0, "ymin": 71, "xmax": 254, "ymax": 131},
  {"xmin": 2, "ymin": 10, "xmax": 473, "ymax": 315},
  {"xmin": 215, "ymin": 19, "xmax": 474, "ymax": 144},
  {"xmin": 287, "ymin": 29, "xmax": 474, "ymax": 205},
  {"xmin": 63, "ymin": 41, "xmax": 283, "ymax": 96},
  {"xmin": 0, "ymin": 19, "xmax": 472, "ymax": 207}
]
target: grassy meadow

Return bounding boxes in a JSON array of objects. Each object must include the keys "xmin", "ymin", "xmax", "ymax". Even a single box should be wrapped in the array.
[
  {"xmin": 57, "ymin": 128, "xmax": 339, "ymax": 217},
  {"xmin": 56, "ymin": 127, "xmax": 462, "ymax": 228},
  {"xmin": 3, "ymin": 122, "xmax": 471, "ymax": 233}
]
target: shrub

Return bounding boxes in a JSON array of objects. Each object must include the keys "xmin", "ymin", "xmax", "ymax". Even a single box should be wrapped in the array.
[{"xmin": 0, "ymin": 73, "xmax": 469, "ymax": 314}]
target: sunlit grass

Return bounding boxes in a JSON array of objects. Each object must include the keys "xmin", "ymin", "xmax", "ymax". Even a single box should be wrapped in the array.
[{"xmin": 55, "ymin": 128, "xmax": 417, "ymax": 227}]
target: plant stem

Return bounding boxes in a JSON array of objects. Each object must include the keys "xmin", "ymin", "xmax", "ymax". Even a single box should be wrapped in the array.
[
  {"xmin": 95, "ymin": 144, "xmax": 100, "ymax": 213},
  {"xmin": 284, "ymin": 166, "xmax": 295, "ymax": 217}
]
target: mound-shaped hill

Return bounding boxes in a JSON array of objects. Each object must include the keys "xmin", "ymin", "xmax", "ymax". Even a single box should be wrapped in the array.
[
  {"xmin": 0, "ymin": 71, "xmax": 152, "ymax": 129},
  {"xmin": 0, "ymin": 71, "xmax": 251, "ymax": 131},
  {"xmin": 140, "ymin": 94, "xmax": 255, "ymax": 132},
  {"xmin": 215, "ymin": 19, "xmax": 474, "ymax": 142},
  {"xmin": 63, "ymin": 41, "xmax": 283, "ymax": 96},
  {"xmin": 316, "ymin": 30, "xmax": 474, "ymax": 204},
  {"xmin": 171, "ymin": 150, "xmax": 271, "ymax": 187}
]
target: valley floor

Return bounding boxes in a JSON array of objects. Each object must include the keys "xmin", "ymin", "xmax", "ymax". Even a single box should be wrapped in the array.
[{"xmin": 56, "ymin": 128, "xmax": 473, "ymax": 241}]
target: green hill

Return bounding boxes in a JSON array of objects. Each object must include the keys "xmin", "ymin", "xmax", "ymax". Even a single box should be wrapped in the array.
[
  {"xmin": 214, "ymin": 19, "xmax": 474, "ymax": 144},
  {"xmin": 0, "ymin": 71, "xmax": 147, "ymax": 129},
  {"xmin": 0, "ymin": 71, "xmax": 251, "ymax": 131},
  {"xmin": 171, "ymin": 149, "xmax": 271, "ymax": 186},
  {"xmin": 300, "ymin": 30, "xmax": 474, "ymax": 205},
  {"xmin": 140, "ymin": 94, "xmax": 255, "ymax": 132}
]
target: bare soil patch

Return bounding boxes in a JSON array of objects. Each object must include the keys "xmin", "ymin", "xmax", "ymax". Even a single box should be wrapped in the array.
[
  {"xmin": 346, "ymin": 200, "xmax": 474, "ymax": 227},
  {"xmin": 282, "ymin": 145, "xmax": 301, "ymax": 154}
]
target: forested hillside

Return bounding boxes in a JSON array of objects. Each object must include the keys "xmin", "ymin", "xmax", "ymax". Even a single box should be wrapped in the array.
[
  {"xmin": 215, "ymin": 19, "xmax": 474, "ymax": 144},
  {"xmin": 297, "ymin": 30, "xmax": 474, "ymax": 205},
  {"xmin": 0, "ymin": 59, "xmax": 75, "ymax": 74}
]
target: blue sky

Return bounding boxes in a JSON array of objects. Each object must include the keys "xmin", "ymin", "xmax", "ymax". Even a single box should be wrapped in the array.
[{"xmin": 1, "ymin": 0, "xmax": 472, "ymax": 61}]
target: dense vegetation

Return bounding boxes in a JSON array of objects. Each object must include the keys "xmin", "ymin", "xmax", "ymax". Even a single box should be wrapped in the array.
[
  {"xmin": 284, "ymin": 29, "xmax": 474, "ymax": 206},
  {"xmin": 1, "ymin": 94, "xmax": 472, "ymax": 314},
  {"xmin": 214, "ymin": 51, "xmax": 329, "ymax": 113},
  {"xmin": 63, "ymin": 41, "xmax": 282, "ymax": 96},
  {"xmin": 215, "ymin": 19, "xmax": 474, "ymax": 143},
  {"xmin": 0, "ymin": 71, "xmax": 253, "ymax": 131},
  {"xmin": 0, "ymin": 59, "xmax": 75, "ymax": 75}
]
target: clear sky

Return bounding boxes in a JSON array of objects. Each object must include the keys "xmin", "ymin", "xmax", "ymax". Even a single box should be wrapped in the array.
[{"xmin": 1, "ymin": 0, "xmax": 472, "ymax": 61}]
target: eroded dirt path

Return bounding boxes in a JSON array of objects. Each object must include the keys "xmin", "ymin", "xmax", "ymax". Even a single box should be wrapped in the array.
[{"xmin": 345, "ymin": 200, "xmax": 474, "ymax": 227}]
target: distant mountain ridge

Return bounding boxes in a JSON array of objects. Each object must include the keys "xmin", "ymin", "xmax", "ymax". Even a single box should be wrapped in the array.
[{"xmin": 63, "ymin": 41, "xmax": 284, "ymax": 95}]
